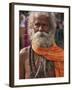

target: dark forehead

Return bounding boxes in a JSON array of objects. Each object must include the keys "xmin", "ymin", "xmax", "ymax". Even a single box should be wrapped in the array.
[
  {"xmin": 34, "ymin": 15, "xmax": 49, "ymax": 24},
  {"xmin": 35, "ymin": 14, "xmax": 49, "ymax": 20}
]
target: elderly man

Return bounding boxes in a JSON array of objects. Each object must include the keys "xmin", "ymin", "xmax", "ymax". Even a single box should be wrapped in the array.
[{"xmin": 19, "ymin": 12, "xmax": 64, "ymax": 79}]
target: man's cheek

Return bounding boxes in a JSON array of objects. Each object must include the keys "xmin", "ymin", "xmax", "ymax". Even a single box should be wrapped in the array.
[{"xmin": 33, "ymin": 27, "xmax": 39, "ymax": 32}]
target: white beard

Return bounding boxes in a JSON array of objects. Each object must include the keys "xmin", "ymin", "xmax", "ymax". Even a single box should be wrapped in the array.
[{"xmin": 31, "ymin": 31, "xmax": 55, "ymax": 48}]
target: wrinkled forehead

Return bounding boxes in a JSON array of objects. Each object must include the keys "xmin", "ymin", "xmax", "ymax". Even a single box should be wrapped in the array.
[
  {"xmin": 33, "ymin": 14, "xmax": 49, "ymax": 24},
  {"xmin": 34, "ymin": 13, "xmax": 49, "ymax": 20}
]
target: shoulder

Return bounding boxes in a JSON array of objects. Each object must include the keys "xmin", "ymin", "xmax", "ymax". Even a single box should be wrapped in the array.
[
  {"xmin": 19, "ymin": 46, "xmax": 30, "ymax": 60},
  {"xmin": 20, "ymin": 46, "xmax": 30, "ymax": 54}
]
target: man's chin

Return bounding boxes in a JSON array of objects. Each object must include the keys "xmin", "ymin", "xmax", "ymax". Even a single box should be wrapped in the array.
[
  {"xmin": 32, "ymin": 38, "xmax": 49, "ymax": 48},
  {"xmin": 31, "ymin": 32, "xmax": 54, "ymax": 48}
]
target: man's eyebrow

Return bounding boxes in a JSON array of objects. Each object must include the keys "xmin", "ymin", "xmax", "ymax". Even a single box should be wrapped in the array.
[{"xmin": 35, "ymin": 23, "xmax": 40, "ymax": 25}]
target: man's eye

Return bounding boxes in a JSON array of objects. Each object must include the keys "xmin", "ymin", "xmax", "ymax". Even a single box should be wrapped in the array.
[
  {"xmin": 43, "ymin": 24, "xmax": 48, "ymax": 27},
  {"xmin": 35, "ymin": 23, "xmax": 40, "ymax": 27}
]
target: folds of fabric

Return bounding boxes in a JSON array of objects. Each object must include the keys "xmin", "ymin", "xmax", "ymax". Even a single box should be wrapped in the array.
[{"xmin": 32, "ymin": 44, "xmax": 64, "ymax": 77}]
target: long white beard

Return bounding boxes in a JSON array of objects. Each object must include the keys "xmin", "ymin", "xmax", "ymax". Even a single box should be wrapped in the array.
[{"xmin": 32, "ymin": 31, "xmax": 55, "ymax": 48}]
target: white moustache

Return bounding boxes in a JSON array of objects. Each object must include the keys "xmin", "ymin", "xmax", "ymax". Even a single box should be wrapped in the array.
[
  {"xmin": 32, "ymin": 32, "xmax": 49, "ymax": 39},
  {"xmin": 32, "ymin": 32, "xmax": 54, "ymax": 48}
]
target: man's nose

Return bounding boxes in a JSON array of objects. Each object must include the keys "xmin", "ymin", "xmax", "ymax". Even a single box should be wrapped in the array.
[{"xmin": 39, "ymin": 26, "xmax": 43, "ymax": 32}]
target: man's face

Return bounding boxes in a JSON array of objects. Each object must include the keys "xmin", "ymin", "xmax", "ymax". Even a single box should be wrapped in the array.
[
  {"xmin": 33, "ymin": 15, "xmax": 49, "ymax": 33},
  {"xmin": 31, "ymin": 15, "xmax": 54, "ymax": 48}
]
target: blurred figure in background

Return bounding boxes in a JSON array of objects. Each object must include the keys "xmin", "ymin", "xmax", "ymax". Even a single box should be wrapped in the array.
[
  {"xmin": 19, "ymin": 13, "xmax": 29, "ymax": 50},
  {"xmin": 55, "ymin": 13, "xmax": 64, "ymax": 49},
  {"xmin": 19, "ymin": 14, "xmax": 26, "ymax": 50}
]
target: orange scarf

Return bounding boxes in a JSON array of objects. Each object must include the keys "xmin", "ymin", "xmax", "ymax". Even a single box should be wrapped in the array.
[
  {"xmin": 32, "ymin": 44, "xmax": 64, "ymax": 61},
  {"xmin": 32, "ymin": 44, "xmax": 64, "ymax": 77}
]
